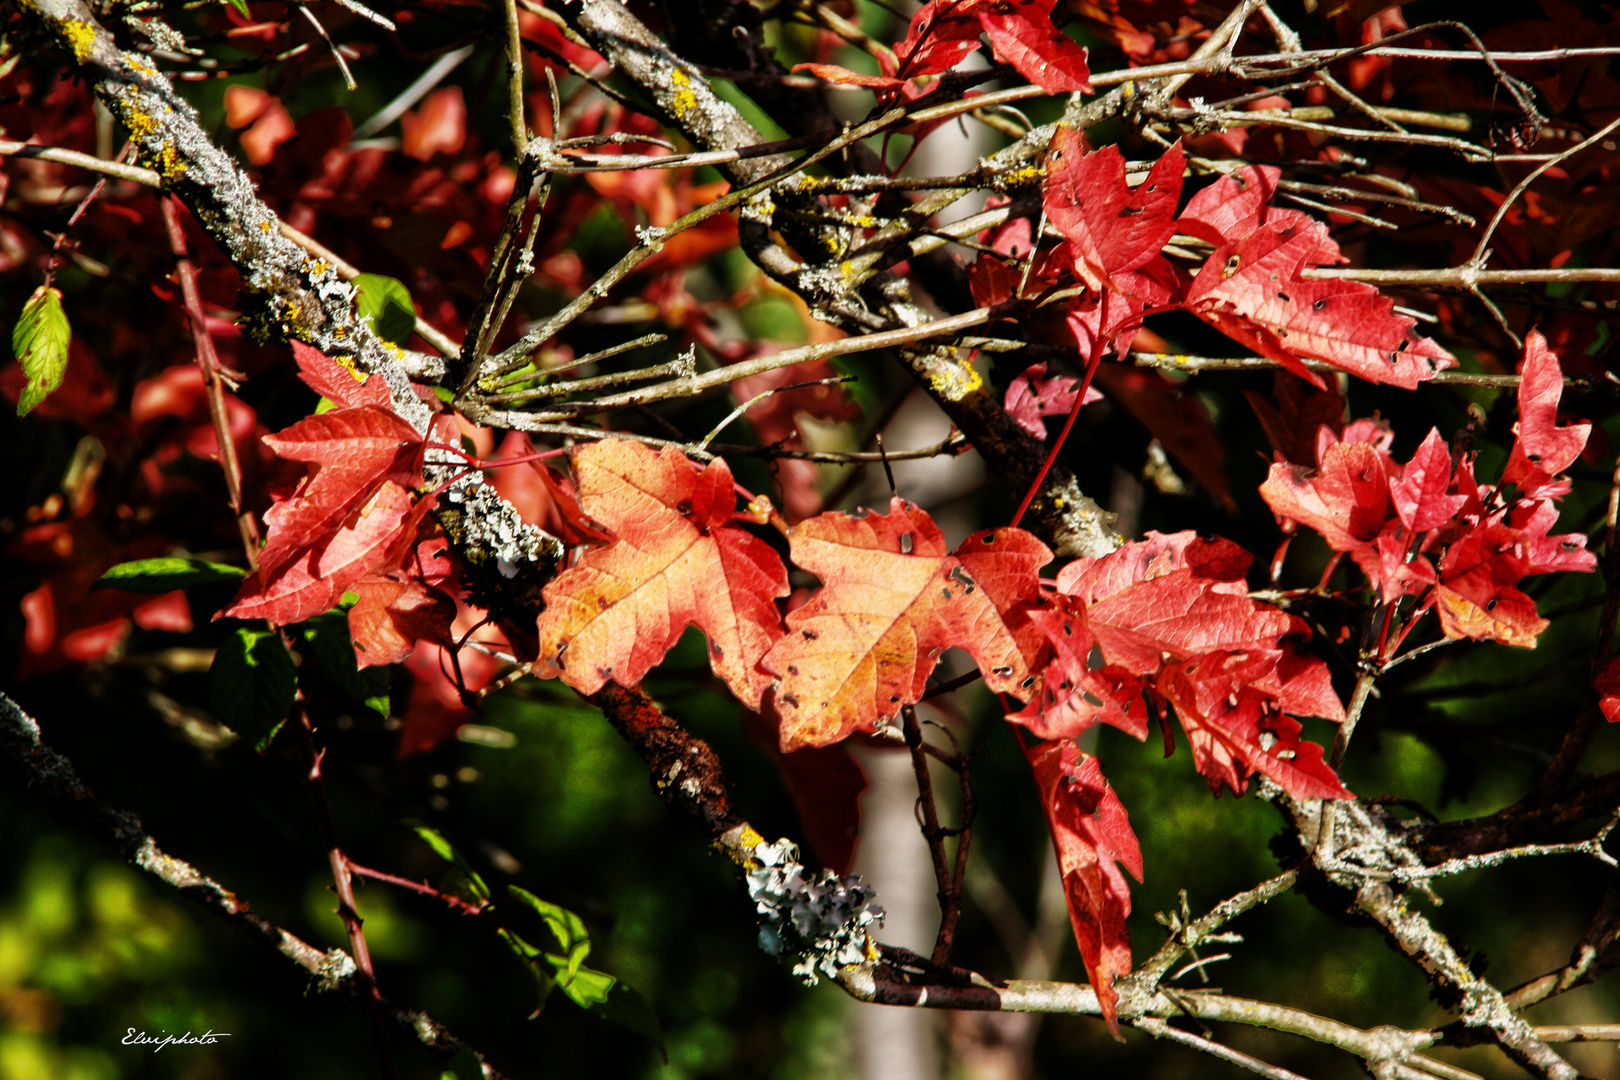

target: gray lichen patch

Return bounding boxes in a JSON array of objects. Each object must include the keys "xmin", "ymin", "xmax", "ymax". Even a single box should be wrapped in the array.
[{"xmin": 746, "ymin": 838, "xmax": 884, "ymax": 985}]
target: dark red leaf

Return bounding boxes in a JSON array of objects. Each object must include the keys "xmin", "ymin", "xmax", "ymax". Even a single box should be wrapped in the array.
[{"xmin": 1025, "ymin": 739, "xmax": 1140, "ymax": 1035}]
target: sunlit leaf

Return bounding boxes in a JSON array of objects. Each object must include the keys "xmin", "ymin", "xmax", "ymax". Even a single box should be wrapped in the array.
[
  {"xmin": 13, "ymin": 286, "xmax": 70, "ymax": 417},
  {"xmin": 353, "ymin": 273, "xmax": 417, "ymax": 347},
  {"xmin": 93, "ymin": 557, "xmax": 246, "ymax": 594}
]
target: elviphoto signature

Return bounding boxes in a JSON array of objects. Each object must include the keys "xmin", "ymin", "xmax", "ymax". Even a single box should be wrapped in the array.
[{"xmin": 122, "ymin": 1028, "xmax": 230, "ymax": 1052}]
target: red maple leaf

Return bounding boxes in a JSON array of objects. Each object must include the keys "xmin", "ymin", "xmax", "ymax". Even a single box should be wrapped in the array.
[
  {"xmin": 291, "ymin": 340, "xmax": 391, "ymax": 409},
  {"xmin": 764, "ymin": 498, "xmax": 1051, "ymax": 751},
  {"xmin": 1259, "ymin": 432, "xmax": 1396, "ymax": 553},
  {"xmin": 1004, "ymin": 362, "xmax": 1102, "ymax": 440},
  {"xmin": 226, "ymin": 479, "xmax": 435, "ymax": 624},
  {"xmin": 1044, "ymin": 134, "xmax": 1185, "ymax": 294},
  {"xmin": 534, "ymin": 441, "xmax": 789, "ymax": 708},
  {"xmin": 348, "ymin": 573, "xmax": 456, "ymax": 669},
  {"xmin": 1178, "ymin": 167, "xmax": 1455, "ymax": 389},
  {"xmin": 1009, "ymin": 531, "xmax": 1349, "ymax": 799},
  {"xmin": 974, "ymin": 0, "xmax": 1094, "ymax": 94},
  {"xmin": 1503, "ymin": 329, "xmax": 1591, "ymax": 498},
  {"xmin": 1026, "ymin": 739, "xmax": 1140, "ymax": 1034},
  {"xmin": 794, "ymin": 0, "xmax": 1090, "ymax": 96},
  {"xmin": 223, "ymin": 345, "xmax": 435, "ymax": 627}
]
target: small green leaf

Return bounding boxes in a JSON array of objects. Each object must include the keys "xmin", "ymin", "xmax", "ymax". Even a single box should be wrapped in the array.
[
  {"xmin": 93, "ymin": 557, "xmax": 246, "ymax": 594},
  {"xmin": 556, "ymin": 965, "xmax": 614, "ymax": 1008},
  {"xmin": 508, "ymin": 885, "xmax": 591, "ymax": 978},
  {"xmin": 440, "ymin": 1049, "xmax": 485, "ymax": 1080},
  {"xmin": 13, "ymin": 286, "xmax": 70, "ymax": 417},
  {"xmin": 353, "ymin": 273, "xmax": 417, "ymax": 346},
  {"xmin": 224, "ymin": 0, "xmax": 251, "ymax": 16},
  {"xmin": 209, "ymin": 627, "xmax": 296, "ymax": 752},
  {"xmin": 301, "ymin": 611, "xmax": 389, "ymax": 717},
  {"xmin": 405, "ymin": 820, "xmax": 491, "ymax": 903}
]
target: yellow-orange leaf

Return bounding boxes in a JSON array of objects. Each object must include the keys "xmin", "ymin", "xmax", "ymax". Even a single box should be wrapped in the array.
[
  {"xmin": 535, "ymin": 441, "xmax": 788, "ymax": 707},
  {"xmin": 764, "ymin": 498, "xmax": 1050, "ymax": 751}
]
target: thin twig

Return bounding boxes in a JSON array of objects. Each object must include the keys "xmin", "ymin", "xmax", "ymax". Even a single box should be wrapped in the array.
[
  {"xmin": 1131, "ymin": 1017, "xmax": 1312, "ymax": 1080},
  {"xmin": 1128, "ymin": 352, "xmax": 1595, "ymax": 388},
  {"xmin": 475, "ymin": 303, "xmax": 1006, "ymax": 423},
  {"xmin": 0, "ymin": 138, "xmax": 160, "ymax": 185},
  {"xmin": 502, "ymin": 0, "xmax": 527, "ymax": 154},
  {"xmin": 347, "ymin": 860, "xmax": 488, "ymax": 916},
  {"xmin": 901, "ymin": 707, "xmax": 963, "ymax": 966},
  {"xmin": 161, "ymin": 195, "xmax": 260, "ymax": 563},
  {"xmin": 293, "ymin": 700, "xmax": 397, "ymax": 1080}
]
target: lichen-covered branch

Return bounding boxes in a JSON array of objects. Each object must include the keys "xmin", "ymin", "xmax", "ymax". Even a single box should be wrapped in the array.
[
  {"xmin": 15, "ymin": 0, "xmax": 560, "ymax": 586},
  {"xmin": 563, "ymin": 0, "xmax": 1122, "ymax": 558},
  {"xmin": 1279, "ymin": 789, "xmax": 1580, "ymax": 1079}
]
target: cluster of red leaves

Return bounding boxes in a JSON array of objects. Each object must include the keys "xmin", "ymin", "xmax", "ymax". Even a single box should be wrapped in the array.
[
  {"xmin": 515, "ymin": 438, "xmax": 1350, "ymax": 1025},
  {"xmin": 1008, "ymin": 531, "xmax": 1350, "ymax": 800},
  {"xmin": 1260, "ymin": 331, "xmax": 1596, "ymax": 651},
  {"xmin": 3, "ymin": 338, "xmax": 277, "ymax": 676},
  {"xmin": 1068, "ymin": 0, "xmax": 1226, "ymax": 64},
  {"xmin": 1011, "ymin": 133, "xmax": 1457, "ymax": 388},
  {"xmin": 222, "ymin": 344, "xmax": 454, "ymax": 668},
  {"xmin": 796, "ymin": 0, "xmax": 1092, "ymax": 97}
]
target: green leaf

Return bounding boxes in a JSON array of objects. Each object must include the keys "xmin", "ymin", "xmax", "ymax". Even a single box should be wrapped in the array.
[
  {"xmin": 508, "ymin": 885, "xmax": 591, "ymax": 979},
  {"xmin": 13, "ymin": 286, "xmax": 70, "ymax": 417},
  {"xmin": 224, "ymin": 0, "xmax": 250, "ymax": 16},
  {"xmin": 301, "ymin": 611, "xmax": 389, "ymax": 717},
  {"xmin": 500, "ymin": 928, "xmax": 558, "ymax": 1016},
  {"xmin": 405, "ymin": 821, "xmax": 491, "ymax": 903},
  {"xmin": 556, "ymin": 965, "xmax": 614, "ymax": 1008},
  {"xmin": 440, "ymin": 1048, "xmax": 484, "ymax": 1080},
  {"xmin": 93, "ymin": 557, "xmax": 246, "ymax": 594},
  {"xmin": 353, "ymin": 273, "xmax": 417, "ymax": 347},
  {"xmin": 497, "ymin": 900, "xmax": 663, "ymax": 1052},
  {"xmin": 209, "ymin": 627, "xmax": 296, "ymax": 752}
]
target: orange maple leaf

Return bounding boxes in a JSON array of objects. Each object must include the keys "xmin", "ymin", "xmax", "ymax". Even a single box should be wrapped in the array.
[
  {"xmin": 534, "ymin": 441, "xmax": 789, "ymax": 707},
  {"xmin": 764, "ymin": 498, "xmax": 1051, "ymax": 751}
]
